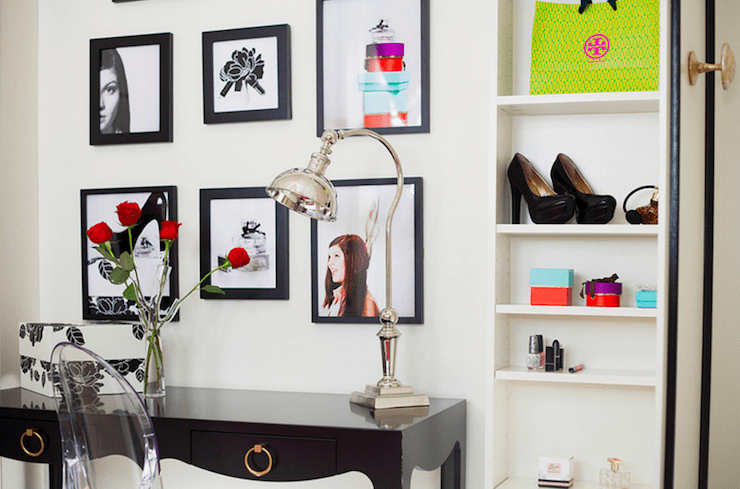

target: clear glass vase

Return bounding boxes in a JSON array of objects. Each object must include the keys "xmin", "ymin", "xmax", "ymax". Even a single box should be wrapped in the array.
[
  {"xmin": 144, "ymin": 326, "xmax": 166, "ymax": 398},
  {"xmin": 137, "ymin": 264, "xmax": 179, "ymax": 398}
]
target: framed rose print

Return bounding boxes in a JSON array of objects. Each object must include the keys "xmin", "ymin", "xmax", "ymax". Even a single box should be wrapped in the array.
[
  {"xmin": 317, "ymin": 0, "xmax": 430, "ymax": 136},
  {"xmin": 90, "ymin": 33, "xmax": 173, "ymax": 145},
  {"xmin": 311, "ymin": 177, "xmax": 423, "ymax": 324},
  {"xmin": 202, "ymin": 24, "xmax": 292, "ymax": 124},
  {"xmin": 81, "ymin": 186, "xmax": 178, "ymax": 321},
  {"xmin": 199, "ymin": 187, "xmax": 289, "ymax": 299}
]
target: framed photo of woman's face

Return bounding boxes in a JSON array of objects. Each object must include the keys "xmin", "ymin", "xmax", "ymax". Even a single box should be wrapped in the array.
[
  {"xmin": 81, "ymin": 186, "xmax": 178, "ymax": 321},
  {"xmin": 317, "ymin": 0, "xmax": 430, "ymax": 136},
  {"xmin": 202, "ymin": 24, "xmax": 291, "ymax": 124},
  {"xmin": 311, "ymin": 177, "xmax": 423, "ymax": 324},
  {"xmin": 90, "ymin": 33, "xmax": 173, "ymax": 145},
  {"xmin": 199, "ymin": 187, "xmax": 289, "ymax": 299}
]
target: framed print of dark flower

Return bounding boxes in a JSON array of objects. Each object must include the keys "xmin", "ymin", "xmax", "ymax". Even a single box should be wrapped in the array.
[
  {"xmin": 81, "ymin": 186, "xmax": 178, "ymax": 321},
  {"xmin": 202, "ymin": 24, "xmax": 292, "ymax": 124},
  {"xmin": 317, "ymin": 0, "xmax": 430, "ymax": 136},
  {"xmin": 199, "ymin": 187, "xmax": 289, "ymax": 299},
  {"xmin": 90, "ymin": 33, "xmax": 173, "ymax": 145}
]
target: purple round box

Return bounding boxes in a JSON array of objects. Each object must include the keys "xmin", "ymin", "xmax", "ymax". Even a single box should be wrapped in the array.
[
  {"xmin": 366, "ymin": 42, "xmax": 404, "ymax": 57},
  {"xmin": 584, "ymin": 281, "xmax": 622, "ymax": 296}
]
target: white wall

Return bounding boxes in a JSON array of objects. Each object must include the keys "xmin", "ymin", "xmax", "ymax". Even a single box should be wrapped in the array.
[
  {"xmin": 3, "ymin": 0, "xmax": 492, "ymax": 487},
  {"xmin": 0, "ymin": 1, "xmax": 40, "ymax": 383}
]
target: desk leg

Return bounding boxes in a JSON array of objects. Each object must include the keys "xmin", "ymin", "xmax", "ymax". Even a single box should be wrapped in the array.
[
  {"xmin": 48, "ymin": 463, "xmax": 62, "ymax": 489},
  {"xmin": 440, "ymin": 441, "xmax": 463, "ymax": 489}
]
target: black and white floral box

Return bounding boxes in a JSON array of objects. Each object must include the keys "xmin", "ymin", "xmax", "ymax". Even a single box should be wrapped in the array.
[{"xmin": 19, "ymin": 322, "xmax": 145, "ymax": 397}]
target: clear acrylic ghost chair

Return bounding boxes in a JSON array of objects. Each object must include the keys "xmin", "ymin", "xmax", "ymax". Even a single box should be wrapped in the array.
[{"xmin": 51, "ymin": 342, "xmax": 163, "ymax": 489}]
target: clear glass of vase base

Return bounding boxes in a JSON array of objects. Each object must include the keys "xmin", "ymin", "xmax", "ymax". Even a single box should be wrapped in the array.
[{"xmin": 144, "ymin": 329, "xmax": 166, "ymax": 398}]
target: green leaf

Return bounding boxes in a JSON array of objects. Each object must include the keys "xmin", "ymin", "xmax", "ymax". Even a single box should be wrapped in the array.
[
  {"xmin": 202, "ymin": 285, "xmax": 225, "ymax": 295},
  {"xmin": 109, "ymin": 267, "xmax": 130, "ymax": 285},
  {"xmin": 123, "ymin": 283, "xmax": 136, "ymax": 301},
  {"xmin": 119, "ymin": 251, "xmax": 135, "ymax": 272},
  {"xmin": 94, "ymin": 245, "xmax": 116, "ymax": 263}
]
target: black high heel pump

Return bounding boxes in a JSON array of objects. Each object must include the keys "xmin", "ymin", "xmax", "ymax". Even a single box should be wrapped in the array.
[
  {"xmin": 110, "ymin": 191, "xmax": 168, "ymax": 257},
  {"xmin": 550, "ymin": 154, "xmax": 617, "ymax": 224},
  {"xmin": 507, "ymin": 153, "xmax": 575, "ymax": 224}
]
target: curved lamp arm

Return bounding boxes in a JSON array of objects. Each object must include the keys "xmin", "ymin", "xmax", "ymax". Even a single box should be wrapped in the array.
[{"xmin": 332, "ymin": 129, "xmax": 404, "ymax": 315}]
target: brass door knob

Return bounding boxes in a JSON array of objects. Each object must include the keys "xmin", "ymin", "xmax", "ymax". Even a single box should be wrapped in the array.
[
  {"xmin": 20, "ymin": 429, "xmax": 45, "ymax": 457},
  {"xmin": 689, "ymin": 42, "xmax": 736, "ymax": 90},
  {"xmin": 244, "ymin": 444, "xmax": 273, "ymax": 477}
]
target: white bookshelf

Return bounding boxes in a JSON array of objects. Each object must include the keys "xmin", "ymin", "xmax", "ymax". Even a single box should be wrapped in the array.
[{"xmin": 487, "ymin": 1, "xmax": 669, "ymax": 487}]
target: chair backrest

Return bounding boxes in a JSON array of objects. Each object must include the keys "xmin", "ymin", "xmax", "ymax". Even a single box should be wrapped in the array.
[{"xmin": 51, "ymin": 342, "xmax": 163, "ymax": 489}]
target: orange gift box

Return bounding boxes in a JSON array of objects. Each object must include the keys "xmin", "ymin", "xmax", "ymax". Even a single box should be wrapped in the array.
[{"xmin": 530, "ymin": 286, "xmax": 572, "ymax": 306}]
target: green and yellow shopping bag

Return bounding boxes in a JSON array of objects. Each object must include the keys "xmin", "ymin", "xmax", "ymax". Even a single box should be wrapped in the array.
[{"xmin": 530, "ymin": 0, "xmax": 660, "ymax": 95}]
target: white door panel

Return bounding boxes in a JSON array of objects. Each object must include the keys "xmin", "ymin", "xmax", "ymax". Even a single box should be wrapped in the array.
[{"xmin": 709, "ymin": 1, "xmax": 740, "ymax": 487}]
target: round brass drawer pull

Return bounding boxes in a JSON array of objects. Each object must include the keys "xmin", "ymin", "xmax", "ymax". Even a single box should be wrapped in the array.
[
  {"xmin": 20, "ymin": 429, "xmax": 45, "ymax": 457},
  {"xmin": 244, "ymin": 444, "xmax": 273, "ymax": 477}
]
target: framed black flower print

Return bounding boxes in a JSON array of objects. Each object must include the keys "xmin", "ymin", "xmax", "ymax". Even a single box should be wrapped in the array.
[
  {"xmin": 90, "ymin": 33, "xmax": 173, "ymax": 145},
  {"xmin": 202, "ymin": 24, "xmax": 292, "ymax": 124}
]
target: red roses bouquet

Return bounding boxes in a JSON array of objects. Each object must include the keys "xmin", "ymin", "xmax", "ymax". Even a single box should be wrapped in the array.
[{"xmin": 87, "ymin": 201, "xmax": 250, "ymax": 397}]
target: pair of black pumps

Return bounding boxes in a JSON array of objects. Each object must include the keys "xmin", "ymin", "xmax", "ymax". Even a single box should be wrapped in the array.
[{"xmin": 508, "ymin": 153, "xmax": 617, "ymax": 224}]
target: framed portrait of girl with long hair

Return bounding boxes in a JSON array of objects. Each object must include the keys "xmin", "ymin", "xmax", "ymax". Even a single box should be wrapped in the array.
[
  {"xmin": 311, "ymin": 177, "xmax": 423, "ymax": 324},
  {"xmin": 90, "ymin": 33, "xmax": 173, "ymax": 145}
]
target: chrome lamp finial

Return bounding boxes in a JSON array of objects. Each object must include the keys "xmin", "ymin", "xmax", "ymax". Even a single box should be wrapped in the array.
[{"xmin": 266, "ymin": 129, "xmax": 428, "ymax": 410}]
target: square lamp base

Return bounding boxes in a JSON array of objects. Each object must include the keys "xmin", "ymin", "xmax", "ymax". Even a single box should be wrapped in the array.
[{"xmin": 350, "ymin": 384, "xmax": 430, "ymax": 410}]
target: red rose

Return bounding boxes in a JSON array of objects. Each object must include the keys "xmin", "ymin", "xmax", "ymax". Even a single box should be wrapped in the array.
[
  {"xmin": 116, "ymin": 202, "xmax": 142, "ymax": 227},
  {"xmin": 87, "ymin": 222, "xmax": 113, "ymax": 244},
  {"xmin": 227, "ymin": 247, "xmax": 250, "ymax": 268},
  {"xmin": 160, "ymin": 221, "xmax": 181, "ymax": 241}
]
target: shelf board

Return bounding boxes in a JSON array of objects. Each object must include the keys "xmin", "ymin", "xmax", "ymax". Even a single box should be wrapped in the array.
[
  {"xmin": 495, "ymin": 366, "xmax": 656, "ymax": 387},
  {"xmin": 495, "ymin": 477, "xmax": 652, "ymax": 489},
  {"xmin": 496, "ymin": 224, "xmax": 659, "ymax": 236},
  {"xmin": 496, "ymin": 91, "xmax": 660, "ymax": 116},
  {"xmin": 496, "ymin": 304, "xmax": 658, "ymax": 318}
]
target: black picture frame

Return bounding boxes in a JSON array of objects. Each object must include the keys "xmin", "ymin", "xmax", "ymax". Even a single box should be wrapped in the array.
[
  {"xmin": 81, "ymin": 186, "xmax": 179, "ymax": 321},
  {"xmin": 199, "ymin": 188, "xmax": 289, "ymax": 300},
  {"xmin": 311, "ymin": 177, "xmax": 423, "ymax": 324},
  {"xmin": 316, "ymin": 0, "xmax": 430, "ymax": 136},
  {"xmin": 90, "ymin": 33, "xmax": 173, "ymax": 145},
  {"xmin": 202, "ymin": 24, "xmax": 292, "ymax": 124}
]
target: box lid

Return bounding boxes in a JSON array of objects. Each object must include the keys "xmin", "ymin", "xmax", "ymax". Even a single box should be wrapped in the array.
[{"xmin": 530, "ymin": 268, "xmax": 574, "ymax": 287}]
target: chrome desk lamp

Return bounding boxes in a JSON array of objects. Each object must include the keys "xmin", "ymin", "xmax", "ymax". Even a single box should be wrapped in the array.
[{"xmin": 266, "ymin": 128, "xmax": 428, "ymax": 410}]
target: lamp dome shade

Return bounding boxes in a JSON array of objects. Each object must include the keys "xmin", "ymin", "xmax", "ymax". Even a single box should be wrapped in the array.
[{"xmin": 266, "ymin": 167, "xmax": 337, "ymax": 221}]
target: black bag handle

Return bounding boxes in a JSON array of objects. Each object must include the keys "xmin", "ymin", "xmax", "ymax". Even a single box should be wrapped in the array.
[{"xmin": 579, "ymin": 0, "xmax": 617, "ymax": 14}]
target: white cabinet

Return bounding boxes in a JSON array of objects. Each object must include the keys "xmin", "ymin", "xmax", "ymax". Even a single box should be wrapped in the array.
[{"xmin": 488, "ymin": 1, "xmax": 670, "ymax": 488}]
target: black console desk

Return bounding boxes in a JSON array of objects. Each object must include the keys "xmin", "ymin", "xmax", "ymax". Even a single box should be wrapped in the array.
[{"xmin": 0, "ymin": 386, "xmax": 465, "ymax": 488}]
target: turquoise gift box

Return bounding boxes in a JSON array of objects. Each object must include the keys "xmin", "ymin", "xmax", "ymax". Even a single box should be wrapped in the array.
[
  {"xmin": 636, "ymin": 290, "xmax": 657, "ymax": 309},
  {"xmin": 530, "ymin": 268, "xmax": 574, "ymax": 306},
  {"xmin": 530, "ymin": 268, "xmax": 574, "ymax": 287}
]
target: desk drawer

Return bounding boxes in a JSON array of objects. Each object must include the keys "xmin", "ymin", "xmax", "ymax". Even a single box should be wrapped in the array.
[
  {"xmin": 0, "ymin": 418, "xmax": 59, "ymax": 463},
  {"xmin": 191, "ymin": 431, "xmax": 336, "ymax": 481}
]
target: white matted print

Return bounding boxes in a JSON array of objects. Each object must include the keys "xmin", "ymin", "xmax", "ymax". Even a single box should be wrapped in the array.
[
  {"xmin": 209, "ymin": 198, "xmax": 277, "ymax": 289},
  {"xmin": 116, "ymin": 44, "xmax": 161, "ymax": 133},
  {"xmin": 199, "ymin": 187, "xmax": 289, "ymax": 300},
  {"xmin": 212, "ymin": 37, "xmax": 279, "ymax": 113}
]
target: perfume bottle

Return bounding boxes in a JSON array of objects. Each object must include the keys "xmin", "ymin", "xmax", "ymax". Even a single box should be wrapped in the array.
[
  {"xmin": 526, "ymin": 335, "xmax": 544, "ymax": 371},
  {"xmin": 599, "ymin": 458, "xmax": 630, "ymax": 489}
]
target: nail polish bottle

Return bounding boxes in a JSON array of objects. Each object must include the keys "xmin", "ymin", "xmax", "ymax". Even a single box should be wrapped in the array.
[
  {"xmin": 599, "ymin": 457, "xmax": 630, "ymax": 489},
  {"xmin": 526, "ymin": 335, "xmax": 544, "ymax": 371}
]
